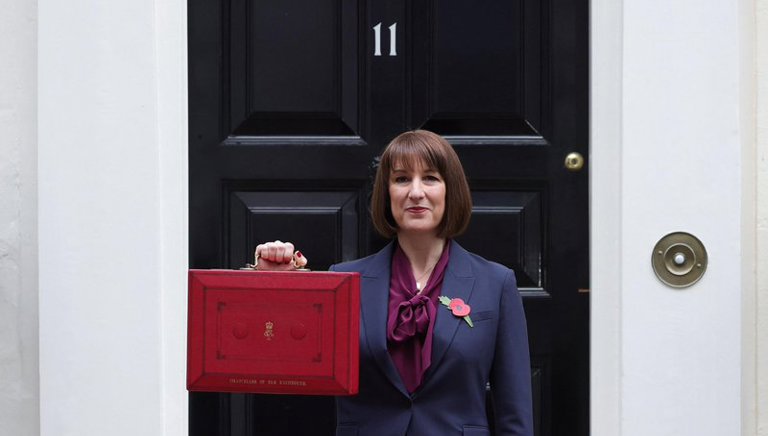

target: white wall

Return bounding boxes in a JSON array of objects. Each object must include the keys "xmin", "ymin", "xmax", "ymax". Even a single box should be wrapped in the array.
[
  {"xmin": 0, "ymin": 0, "xmax": 38, "ymax": 435},
  {"xmin": 592, "ymin": 0, "xmax": 756, "ymax": 435},
  {"xmin": 37, "ymin": 0, "xmax": 187, "ymax": 435},
  {"xmin": 757, "ymin": 0, "xmax": 768, "ymax": 433}
]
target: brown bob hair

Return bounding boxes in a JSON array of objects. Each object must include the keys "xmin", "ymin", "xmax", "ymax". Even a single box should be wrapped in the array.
[{"xmin": 371, "ymin": 130, "xmax": 472, "ymax": 239}]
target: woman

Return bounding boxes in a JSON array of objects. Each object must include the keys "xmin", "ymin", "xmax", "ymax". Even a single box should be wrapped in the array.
[{"xmin": 256, "ymin": 130, "xmax": 533, "ymax": 436}]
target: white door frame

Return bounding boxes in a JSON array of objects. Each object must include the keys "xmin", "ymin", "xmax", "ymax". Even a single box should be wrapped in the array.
[{"xmin": 589, "ymin": 0, "xmax": 755, "ymax": 435}]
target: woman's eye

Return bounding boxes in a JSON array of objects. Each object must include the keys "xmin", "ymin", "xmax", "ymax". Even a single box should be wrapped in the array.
[
  {"xmin": 393, "ymin": 176, "xmax": 409, "ymax": 184},
  {"xmin": 424, "ymin": 175, "xmax": 441, "ymax": 182}
]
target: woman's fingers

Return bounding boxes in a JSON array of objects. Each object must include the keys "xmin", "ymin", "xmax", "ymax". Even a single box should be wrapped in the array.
[
  {"xmin": 255, "ymin": 257, "xmax": 295, "ymax": 271},
  {"xmin": 255, "ymin": 240, "xmax": 296, "ymax": 267},
  {"xmin": 254, "ymin": 243, "xmax": 268, "ymax": 260},
  {"xmin": 270, "ymin": 240, "xmax": 294, "ymax": 263},
  {"xmin": 256, "ymin": 241, "xmax": 284, "ymax": 262},
  {"xmin": 268, "ymin": 242, "xmax": 282, "ymax": 262},
  {"xmin": 282, "ymin": 242, "xmax": 295, "ymax": 262}
]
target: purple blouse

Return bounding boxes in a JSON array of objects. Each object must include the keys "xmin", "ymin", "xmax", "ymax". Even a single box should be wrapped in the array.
[{"xmin": 386, "ymin": 242, "xmax": 451, "ymax": 393}]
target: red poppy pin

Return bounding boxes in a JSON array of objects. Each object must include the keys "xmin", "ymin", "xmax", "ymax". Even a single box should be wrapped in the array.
[{"xmin": 438, "ymin": 296, "xmax": 474, "ymax": 327}]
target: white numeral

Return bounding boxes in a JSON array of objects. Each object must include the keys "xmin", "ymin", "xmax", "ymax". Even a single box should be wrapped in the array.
[
  {"xmin": 373, "ymin": 22, "xmax": 398, "ymax": 57},
  {"xmin": 373, "ymin": 23, "xmax": 382, "ymax": 56},
  {"xmin": 389, "ymin": 23, "xmax": 397, "ymax": 56}
]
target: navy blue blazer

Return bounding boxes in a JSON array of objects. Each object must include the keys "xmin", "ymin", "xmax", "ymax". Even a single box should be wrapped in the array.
[{"xmin": 329, "ymin": 240, "xmax": 533, "ymax": 436}]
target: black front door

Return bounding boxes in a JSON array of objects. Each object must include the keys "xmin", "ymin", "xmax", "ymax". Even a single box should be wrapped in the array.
[{"xmin": 188, "ymin": 1, "xmax": 589, "ymax": 435}]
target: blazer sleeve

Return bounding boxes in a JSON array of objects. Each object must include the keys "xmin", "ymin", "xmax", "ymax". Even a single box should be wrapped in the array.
[{"xmin": 490, "ymin": 269, "xmax": 534, "ymax": 436}]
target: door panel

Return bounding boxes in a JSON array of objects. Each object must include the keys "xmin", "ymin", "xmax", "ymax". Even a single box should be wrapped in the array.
[
  {"xmin": 458, "ymin": 190, "xmax": 545, "ymax": 294},
  {"xmin": 227, "ymin": 190, "xmax": 362, "ymax": 271},
  {"xmin": 412, "ymin": 0, "xmax": 544, "ymax": 137},
  {"xmin": 189, "ymin": 0, "xmax": 588, "ymax": 434},
  {"xmin": 227, "ymin": 0, "xmax": 361, "ymax": 138}
]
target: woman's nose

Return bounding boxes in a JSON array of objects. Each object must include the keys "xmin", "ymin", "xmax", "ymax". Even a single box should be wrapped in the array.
[{"xmin": 408, "ymin": 180, "xmax": 425, "ymax": 199}]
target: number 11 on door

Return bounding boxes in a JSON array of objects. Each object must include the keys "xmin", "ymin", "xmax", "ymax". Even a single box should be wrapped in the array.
[{"xmin": 373, "ymin": 22, "xmax": 397, "ymax": 57}]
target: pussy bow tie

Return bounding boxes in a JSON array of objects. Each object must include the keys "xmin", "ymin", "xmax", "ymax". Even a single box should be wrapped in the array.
[{"xmin": 390, "ymin": 294, "xmax": 435, "ymax": 342}]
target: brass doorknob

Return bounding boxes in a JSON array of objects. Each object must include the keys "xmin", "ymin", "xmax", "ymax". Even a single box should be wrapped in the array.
[{"xmin": 564, "ymin": 152, "xmax": 585, "ymax": 171}]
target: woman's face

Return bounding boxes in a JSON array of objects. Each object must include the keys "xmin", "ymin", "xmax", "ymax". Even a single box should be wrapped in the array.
[{"xmin": 388, "ymin": 160, "xmax": 446, "ymax": 237}]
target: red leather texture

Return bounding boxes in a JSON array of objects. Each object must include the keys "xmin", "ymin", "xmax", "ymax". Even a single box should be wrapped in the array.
[{"xmin": 187, "ymin": 270, "xmax": 360, "ymax": 395}]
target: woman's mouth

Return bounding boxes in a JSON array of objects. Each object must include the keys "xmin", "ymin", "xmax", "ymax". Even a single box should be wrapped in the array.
[{"xmin": 406, "ymin": 207, "xmax": 428, "ymax": 213}]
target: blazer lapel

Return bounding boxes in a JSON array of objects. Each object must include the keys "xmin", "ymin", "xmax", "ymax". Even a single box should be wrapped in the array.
[
  {"xmin": 426, "ymin": 240, "xmax": 476, "ymax": 376},
  {"xmin": 359, "ymin": 242, "xmax": 410, "ymax": 397}
]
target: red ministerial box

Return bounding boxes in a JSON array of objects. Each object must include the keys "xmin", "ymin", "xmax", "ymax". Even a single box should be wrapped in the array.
[{"xmin": 187, "ymin": 270, "xmax": 360, "ymax": 395}]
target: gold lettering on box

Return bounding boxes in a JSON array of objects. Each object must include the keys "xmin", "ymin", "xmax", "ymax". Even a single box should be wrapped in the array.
[
  {"xmin": 278, "ymin": 380, "xmax": 307, "ymax": 386},
  {"xmin": 228, "ymin": 378, "xmax": 260, "ymax": 385},
  {"xmin": 264, "ymin": 321, "xmax": 275, "ymax": 341},
  {"xmin": 228, "ymin": 378, "xmax": 308, "ymax": 387}
]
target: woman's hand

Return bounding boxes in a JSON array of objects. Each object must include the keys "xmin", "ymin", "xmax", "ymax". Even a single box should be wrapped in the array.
[{"xmin": 254, "ymin": 240, "xmax": 305, "ymax": 271}]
